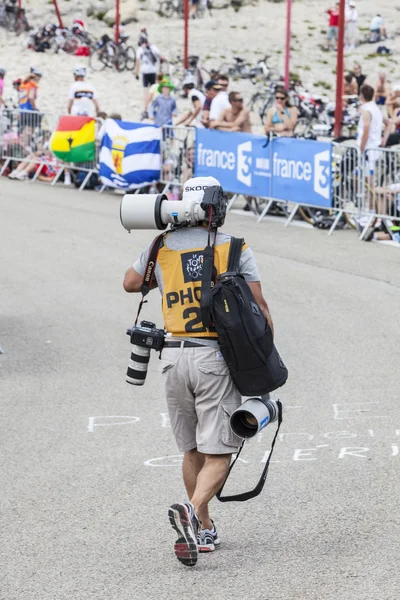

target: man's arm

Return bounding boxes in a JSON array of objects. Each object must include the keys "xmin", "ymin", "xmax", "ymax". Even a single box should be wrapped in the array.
[
  {"xmin": 359, "ymin": 110, "xmax": 371, "ymax": 153},
  {"xmin": 123, "ymin": 267, "xmax": 143, "ymax": 293},
  {"xmin": 209, "ymin": 108, "xmax": 228, "ymax": 129},
  {"xmin": 228, "ymin": 107, "xmax": 251, "ymax": 131},
  {"xmin": 175, "ymin": 110, "xmax": 192, "ymax": 126},
  {"xmin": 93, "ymin": 98, "xmax": 101, "ymax": 116},
  {"xmin": 186, "ymin": 99, "xmax": 202, "ymax": 126},
  {"xmin": 248, "ymin": 282, "xmax": 274, "ymax": 338},
  {"xmin": 67, "ymin": 99, "xmax": 73, "ymax": 114}
]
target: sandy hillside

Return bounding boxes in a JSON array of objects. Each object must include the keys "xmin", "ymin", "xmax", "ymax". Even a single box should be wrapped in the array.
[{"xmin": 0, "ymin": 0, "xmax": 399, "ymax": 127}]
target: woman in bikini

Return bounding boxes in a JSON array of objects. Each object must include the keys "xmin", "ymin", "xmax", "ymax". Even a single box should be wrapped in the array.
[{"xmin": 264, "ymin": 87, "xmax": 298, "ymax": 137}]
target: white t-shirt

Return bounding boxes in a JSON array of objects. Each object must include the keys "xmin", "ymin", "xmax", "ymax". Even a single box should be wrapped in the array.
[
  {"xmin": 68, "ymin": 81, "xmax": 97, "ymax": 117},
  {"xmin": 137, "ymin": 44, "xmax": 160, "ymax": 75},
  {"xmin": 346, "ymin": 7, "xmax": 358, "ymax": 22},
  {"xmin": 357, "ymin": 101, "xmax": 383, "ymax": 150},
  {"xmin": 188, "ymin": 88, "xmax": 205, "ymax": 125},
  {"xmin": 209, "ymin": 91, "xmax": 230, "ymax": 120},
  {"xmin": 370, "ymin": 16, "xmax": 383, "ymax": 31}
]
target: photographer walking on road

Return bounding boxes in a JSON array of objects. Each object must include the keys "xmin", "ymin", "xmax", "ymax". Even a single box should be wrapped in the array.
[{"xmin": 122, "ymin": 177, "xmax": 273, "ymax": 567}]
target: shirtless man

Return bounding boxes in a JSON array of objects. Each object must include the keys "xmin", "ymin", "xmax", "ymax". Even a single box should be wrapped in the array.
[{"xmin": 209, "ymin": 91, "xmax": 252, "ymax": 133}]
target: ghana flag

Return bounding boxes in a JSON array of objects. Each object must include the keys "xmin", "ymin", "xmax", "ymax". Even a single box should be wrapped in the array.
[{"xmin": 50, "ymin": 116, "xmax": 96, "ymax": 163}]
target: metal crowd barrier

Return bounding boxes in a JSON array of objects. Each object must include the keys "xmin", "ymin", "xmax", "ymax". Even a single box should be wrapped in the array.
[
  {"xmin": 1, "ymin": 112, "xmax": 400, "ymax": 241},
  {"xmin": 0, "ymin": 109, "xmax": 100, "ymax": 191},
  {"xmin": 329, "ymin": 143, "xmax": 400, "ymax": 238},
  {"xmin": 160, "ymin": 125, "xmax": 196, "ymax": 192}
]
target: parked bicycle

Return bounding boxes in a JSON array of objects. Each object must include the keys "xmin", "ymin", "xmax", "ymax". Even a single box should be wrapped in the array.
[
  {"xmin": 90, "ymin": 34, "xmax": 136, "ymax": 72},
  {"xmin": 158, "ymin": 0, "xmax": 183, "ymax": 18}
]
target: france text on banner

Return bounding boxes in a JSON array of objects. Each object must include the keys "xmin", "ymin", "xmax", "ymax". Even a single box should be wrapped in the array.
[
  {"xmin": 99, "ymin": 119, "xmax": 161, "ymax": 189},
  {"xmin": 194, "ymin": 130, "xmax": 333, "ymax": 208},
  {"xmin": 195, "ymin": 129, "xmax": 270, "ymax": 198}
]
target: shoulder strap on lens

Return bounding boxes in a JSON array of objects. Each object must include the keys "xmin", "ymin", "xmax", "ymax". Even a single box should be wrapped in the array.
[
  {"xmin": 227, "ymin": 237, "xmax": 244, "ymax": 274},
  {"xmin": 216, "ymin": 400, "xmax": 283, "ymax": 502},
  {"xmin": 134, "ymin": 232, "xmax": 167, "ymax": 326}
]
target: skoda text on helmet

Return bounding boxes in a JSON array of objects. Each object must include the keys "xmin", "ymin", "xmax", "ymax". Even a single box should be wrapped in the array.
[
  {"xmin": 74, "ymin": 65, "xmax": 87, "ymax": 78},
  {"xmin": 120, "ymin": 176, "xmax": 228, "ymax": 231}
]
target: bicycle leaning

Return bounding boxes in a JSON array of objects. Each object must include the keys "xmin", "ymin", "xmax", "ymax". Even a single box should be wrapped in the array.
[{"xmin": 89, "ymin": 34, "xmax": 136, "ymax": 72}]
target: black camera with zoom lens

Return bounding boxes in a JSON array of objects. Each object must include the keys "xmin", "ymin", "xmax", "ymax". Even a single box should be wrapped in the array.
[{"xmin": 126, "ymin": 320, "xmax": 165, "ymax": 386}]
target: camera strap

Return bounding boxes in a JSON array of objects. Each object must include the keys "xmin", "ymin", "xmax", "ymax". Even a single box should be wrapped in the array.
[
  {"xmin": 216, "ymin": 400, "xmax": 283, "ymax": 502},
  {"xmin": 200, "ymin": 214, "xmax": 217, "ymax": 329},
  {"xmin": 134, "ymin": 233, "xmax": 167, "ymax": 326}
]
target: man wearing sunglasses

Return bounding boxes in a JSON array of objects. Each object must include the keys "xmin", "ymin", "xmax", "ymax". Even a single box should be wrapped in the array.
[{"xmin": 209, "ymin": 91, "xmax": 252, "ymax": 133}]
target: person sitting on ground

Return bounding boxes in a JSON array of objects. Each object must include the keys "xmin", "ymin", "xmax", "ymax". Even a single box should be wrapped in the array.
[
  {"xmin": 264, "ymin": 87, "xmax": 298, "ymax": 137},
  {"xmin": 386, "ymin": 85, "xmax": 400, "ymax": 118},
  {"xmin": 8, "ymin": 132, "xmax": 59, "ymax": 182},
  {"xmin": 175, "ymin": 76, "xmax": 206, "ymax": 127},
  {"xmin": 209, "ymin": 91, "xmax": 252, "ymax": 133},
  {"xmin": 352, "ymin": 62, "xmax": 368, "ymax": 96},
  {"xmin": 375, "ymin": 72, "xmax": 391, "ymax": 109},
  {"xmin": 151, "ymin": 79, "xmax": 177, "ymax": 127},
  {"xmin": 67, "ymin": 65, "xmax": 100, "ymax": 117},
  {"xmin": 343, "ymin": 72, "xmax": 358, "ymax": 98},
  {"xmin": 369, "ymin": 14, "xmax": 387, "ymax": 43},
  {"xmin": 201, "ymin": 80, "xmax": 219, "ymax": 128}
]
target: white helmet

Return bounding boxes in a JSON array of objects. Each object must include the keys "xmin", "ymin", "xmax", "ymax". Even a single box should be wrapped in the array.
[
  {"xmin": 73, "ymin": 65, "xmax": 87, "ymax": 78},
  {"xmin": 182, "ymin": 176, "xmax": 222, "ymax": 205},
  {"xmin": 30, "ymin": 67, "xmax": 43, "ymax": 77}
]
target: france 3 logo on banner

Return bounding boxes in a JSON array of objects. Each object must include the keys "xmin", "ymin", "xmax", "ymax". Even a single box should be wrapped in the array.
[{"xmin": 194, "ymin": 130, "xmax": 332, "ymax": 208}]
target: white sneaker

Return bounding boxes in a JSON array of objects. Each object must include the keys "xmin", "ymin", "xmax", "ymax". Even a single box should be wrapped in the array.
[
  {"xmin": 64, "ymin": 171, "xmax": 72, "ymax": 186},
  {"xmin": 15, "ymin": 171, "xmax": 28, "ymax": 180}
]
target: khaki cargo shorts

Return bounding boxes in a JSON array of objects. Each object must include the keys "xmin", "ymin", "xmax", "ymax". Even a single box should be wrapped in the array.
[{"xmin": 159, "ymin": 345, "xmax": 243, "ymax": 454}]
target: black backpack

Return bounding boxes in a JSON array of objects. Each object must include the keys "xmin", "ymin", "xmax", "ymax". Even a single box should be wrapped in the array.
[{"xmin": 202, "ymin": 237, "xmax": 288, "ymax": 396}]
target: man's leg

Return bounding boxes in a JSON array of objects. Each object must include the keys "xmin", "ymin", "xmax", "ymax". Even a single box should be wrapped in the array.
[
  {"xmin": 182, "ymin": 448, "xmax": 205, "ymax": 499},
  {"xmin": 191, "ymin": 454, "xmax": 231, "ymax": 531}
]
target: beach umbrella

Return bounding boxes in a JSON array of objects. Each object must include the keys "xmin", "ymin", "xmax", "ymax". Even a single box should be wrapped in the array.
[
  {"xmin": 334, "ymin": 0, "xmax": 345, "ymax": 137},
  {"xmin": 115, "ymin": 0, "xmax": 120, "ymax": 45},
  {"xmin": 284, "ymin": 0, "xmax": 292, "ymax": 89},
  {"xmin": 53, "ymin": 0, "xmax": 64, "ymax": 29},
  {"xmin": 183, "ymin": 0, "xmax": 189, "ymax": 69}
]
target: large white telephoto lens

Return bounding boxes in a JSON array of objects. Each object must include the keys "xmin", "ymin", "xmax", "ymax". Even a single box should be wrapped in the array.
[
  {"xmin": 230, "ymin": 397, "xmax": 279, "ymax": 439},
  {"xmin": 120, "ymin": 193, "xmax": 206, "ymax": 231},
  {"xmin": 120, "ymin": 176, "xmax": 223, "ymax": 231}
]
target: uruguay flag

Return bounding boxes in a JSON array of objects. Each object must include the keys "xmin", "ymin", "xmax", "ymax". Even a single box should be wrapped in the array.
[{"xmin": 99, "ymin": 119, "xmax": 161, "ymax": 189}]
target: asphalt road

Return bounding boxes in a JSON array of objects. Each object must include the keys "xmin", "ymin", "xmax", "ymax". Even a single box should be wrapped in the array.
[{"xmin": 1, "ymin": 179, "xmax": 399, "ymax": 600}]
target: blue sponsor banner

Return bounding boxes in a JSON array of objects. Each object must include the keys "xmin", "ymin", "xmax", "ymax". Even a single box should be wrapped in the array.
[{"xmin": 194, "ymin": 129, "xmax": 332, "ymax": 208}]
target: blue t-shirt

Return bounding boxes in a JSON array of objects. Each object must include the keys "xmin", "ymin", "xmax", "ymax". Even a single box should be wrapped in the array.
[{"xmin": 152, "ymin": 95, "xmax": 177, "ymax": 127}]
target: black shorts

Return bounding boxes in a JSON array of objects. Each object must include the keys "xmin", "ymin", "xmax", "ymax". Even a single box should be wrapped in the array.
[{"xmin": 142, "ymin": 73, "xmax": 156, "ymax": 88}]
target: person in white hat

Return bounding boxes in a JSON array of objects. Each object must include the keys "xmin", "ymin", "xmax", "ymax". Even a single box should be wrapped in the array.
[{"xmin": 345, "ymin": 1, "xmax": 358, "ymax": 51}]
